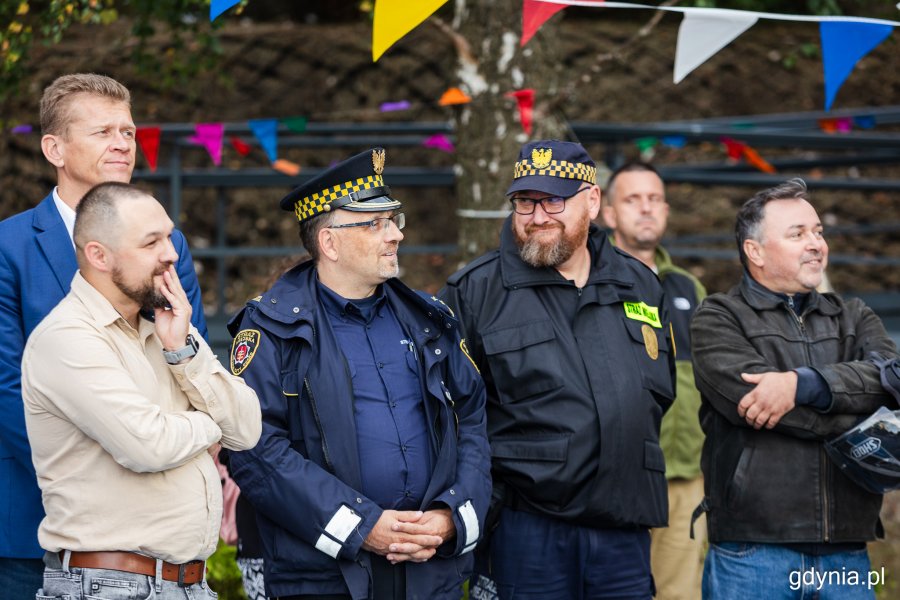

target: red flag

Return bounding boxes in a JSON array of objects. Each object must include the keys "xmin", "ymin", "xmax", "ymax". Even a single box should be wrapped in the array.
[
  {"xmin": 136, "ymin": 127, "xmax": 161, "ymax": 172},
  {"xmin": 506, "ymin": 89, "xmax": 535, "ymax": 135},
  {"xmin": 521, "ymin": 0, "xmax": 569, "ymax": 47},
  {"xmin": 721, "ymin": 137, "xmax": 745, "ymax": 161},
  {"xmin": 230, "ymin": 136, "xmax": 252, "ymax": 156}
]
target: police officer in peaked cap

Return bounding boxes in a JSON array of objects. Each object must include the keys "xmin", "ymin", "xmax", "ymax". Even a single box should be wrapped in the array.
[
  {"xmin": 442, "ymin": 140, "xmax": 675, "ymax": 599},
  {"xmin": 225, "ymin": 148, "xmax": 492, "ymax": 600}
]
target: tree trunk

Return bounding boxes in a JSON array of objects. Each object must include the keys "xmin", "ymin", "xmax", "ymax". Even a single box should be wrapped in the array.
[{"xmin": 450, "ymin": 0, "xmax": 568, "ymax": 265}]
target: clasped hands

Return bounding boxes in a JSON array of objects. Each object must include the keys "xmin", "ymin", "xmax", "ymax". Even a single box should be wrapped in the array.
[
  {"xmin": 362, "ymin": 508, "xmax": 455, "ymax": 564},
  {"xmin": 737, "ymin": 371, "xmax": 797, "ymax": 430}
]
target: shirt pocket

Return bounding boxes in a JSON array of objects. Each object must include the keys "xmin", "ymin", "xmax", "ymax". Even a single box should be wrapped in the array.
[
  {"xmin": 482, "ymin": 319, "xmax": 564, "ymax": 403},
  {"xmin": 622, "ymin": 318, "xmax": 674, "ymax": 402}
]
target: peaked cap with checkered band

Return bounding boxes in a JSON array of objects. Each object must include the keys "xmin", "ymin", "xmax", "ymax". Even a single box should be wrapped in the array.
[
  {"xmin": 280, "ymin": 147, "xmax": 401, "ymax": 223},
  {"xmin": 507, "ymin": 139, "xmax": 598, "ymax": 198}
]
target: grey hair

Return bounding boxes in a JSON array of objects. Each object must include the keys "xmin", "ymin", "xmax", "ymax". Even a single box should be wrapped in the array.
[{"xmin": 298, "ymin": 209, "xmax": 340, "ymax": 263}]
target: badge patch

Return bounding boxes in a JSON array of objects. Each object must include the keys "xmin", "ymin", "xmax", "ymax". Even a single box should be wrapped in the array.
[
  {"xmin": 231, "ymin": 329, "xmax": 261, "ymax": 376},
  {"xmin": 642, "ymin": 324, "xmax": 659, "ymax": 360},
  {"xmin": 623, "ymin": 301, "xmax": 661, "ymax": 328},
  {"xmin": 531, "ymin": 147, "xmax": 552, "ymax": 169},
  {"xmin": 372, "ymin": 148, "xmax": 386, "ymax": 175}
]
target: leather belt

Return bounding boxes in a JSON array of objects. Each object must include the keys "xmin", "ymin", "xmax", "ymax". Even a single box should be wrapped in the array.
[{"xmin": 63, "ymin": 551, "xmax": 205, "ymax": 586}]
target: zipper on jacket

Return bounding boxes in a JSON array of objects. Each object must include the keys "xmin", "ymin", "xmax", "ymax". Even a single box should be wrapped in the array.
[
  {"xmin": 787, "ymin": 298, "xmax": 829, "ymax": 539},
  {"xmin": 305, "ymin": 377, "xmax": 335, "ymax": 474}
]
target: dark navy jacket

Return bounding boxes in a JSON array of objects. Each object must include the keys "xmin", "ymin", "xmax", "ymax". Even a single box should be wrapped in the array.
[
  {"xmin": 0, "ymin": 193, "xmax": 207, "ymax": 559},
  {"xmin": 226, "ymin": 261, "xmax": 491, "ymax": 600}
]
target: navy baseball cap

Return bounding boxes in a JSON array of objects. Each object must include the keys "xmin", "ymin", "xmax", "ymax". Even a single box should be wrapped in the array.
[
  {"xmin": 280, "ymin": 148, "xmax": 401, "ymax": 224},
  {"xmin": 507, "ymin": 140, "xmax": 598, "ymax": 197}
]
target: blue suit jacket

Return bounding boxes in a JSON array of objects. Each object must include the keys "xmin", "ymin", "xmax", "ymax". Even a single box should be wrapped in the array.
[{"xmin": 0, "ymin": 193, "xmax": 208, "ymax": 558}]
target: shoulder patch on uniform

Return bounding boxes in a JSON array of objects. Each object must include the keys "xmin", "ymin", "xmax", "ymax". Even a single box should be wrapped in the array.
[
  {"xmin": 431, "ymin": 295, "xmax": 455, "ymax": 318},
  {"xmin": 460, "ymin": 338, "xmax": 479, "ymax": 373},
  {"xmin": 623, "ymin": 301, "xmax": 661, "ymax": 328},
  {"xmin": 231, "ymin": 329, "xmax": 261, "ymax": 376},
  {"xmin": 251, "ymin": 295, "xmax": 262, "ymax": 303}
]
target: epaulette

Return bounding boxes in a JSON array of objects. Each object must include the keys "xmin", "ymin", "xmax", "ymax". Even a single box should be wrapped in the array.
[
  {"xmin": 418, "ymin": 292, "xmax": 456, "ymax": 318},
  {"xmin": 446, "ymin": 250, "xmax": 500, "ymax": 286}
]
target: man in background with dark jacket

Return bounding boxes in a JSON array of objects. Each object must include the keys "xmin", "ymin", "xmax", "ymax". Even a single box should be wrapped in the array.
[
  {"xmin": 442, "ymin": 140, "xmax": 675, "ymax": 599},
  {"xmin": 603, "ymin": 162, "xmax": 706, "ymax": 600},
  {"xmin": 227, "ymin": 148, "xmax": 491, "ymax": 600},
  {"xmin": 691, "ymin": 178, "xmax": 899, "ymax": 599}
]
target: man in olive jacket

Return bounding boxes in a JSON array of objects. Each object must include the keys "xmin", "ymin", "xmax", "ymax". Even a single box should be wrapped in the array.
[{"xmin": 691, "ymin": 179, "xmax": 899, "ymax": 599}]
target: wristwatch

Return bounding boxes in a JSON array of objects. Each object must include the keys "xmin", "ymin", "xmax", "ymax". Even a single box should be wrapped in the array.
[{"xmin": 163, "ymin": 334, "xmax": 199, "ymax": 365}]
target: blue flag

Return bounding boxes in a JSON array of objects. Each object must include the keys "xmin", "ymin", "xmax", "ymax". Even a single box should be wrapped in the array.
[
  {"xmin": 249, "ymin": 119, "xmax": 279, "ymax": 163},
  {"xmin": 820, "ymin": 21, "xmax": 893, "ymax": 111},
  {"xmin": 211, "ymin": 0, "xmax": 241, "ymax": 22}
]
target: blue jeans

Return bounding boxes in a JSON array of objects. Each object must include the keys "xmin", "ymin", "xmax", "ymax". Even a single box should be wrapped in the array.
[
  {"xmin": 0, "ymin": 557, "xmax": 45, "ymax": 599},
  {"xmin": 703, "ymin": 542, "xmax": 877, "ymax": 600},
  {"xmin": 477, "ymin": 507, "xmax": 653, "ymax": 600},
  {"xmin": 36, "ymin": 554, "xmax": 218, "ymax": 600}
]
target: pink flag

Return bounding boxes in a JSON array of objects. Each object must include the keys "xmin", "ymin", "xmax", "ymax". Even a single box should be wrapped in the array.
[
  {"xmin": 422, "ymin": 133, "xmax": 455, "ymax": 153},
  {"xmin": 189, "ymin": 123, "xmax": 225, "ymax": 166}
]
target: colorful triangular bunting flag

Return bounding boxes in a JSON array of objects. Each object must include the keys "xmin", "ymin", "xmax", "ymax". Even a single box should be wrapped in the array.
[
  {"xmin": 521, "ymin": 0, "xmax": 569, "ymax": 47},
  {"xmin": 189, "ymin": 123, "xmax": 225, "ymax": 166},
  {"xmin": 820, "ymin": 21, "xmax": 893, "ymax": 111},
  {"xmin": 136, "ymin": 126, "xmax": 161, "ymax": 172},
  {"xmin": 438, "ymin": 87, "xmax": 471, "ymax": 106},
  {"xmin": 249, "ymin": 119, "xmax": 279, "ymax": 163},
  {"xmin": 210, "ymin": 0, "xmax": 241, "ymax": 22},
  {"xmin": 506, "ymin": 89, "xmax": 535, "ymax": 135},
  {"xmin": 372, "ymin": 0, "xmax": 449, "ymax": 61},
  {"xmin": 674, "ymin": 11, "xmax": 758, "ymax": 84}
]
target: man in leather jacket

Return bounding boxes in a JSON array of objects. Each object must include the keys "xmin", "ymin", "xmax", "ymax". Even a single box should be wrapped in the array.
[
  {"xmin": 442, "ymin": 140, "xmax": 675, "ymax": 600},
  {"xmin": 226, "ymin": 148, "xmax": 491, "ymax": 600},
  {"xmin": 691, "ymin": 178, "xmax": 899, "ymax": 599}
]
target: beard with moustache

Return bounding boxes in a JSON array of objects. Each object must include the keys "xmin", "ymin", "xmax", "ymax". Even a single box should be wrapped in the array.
[
  {"xmin": 112, "ymin": 264, "xmax": 170, "ymax": 310},
  {"xmin": 514, "ymin": 208, "xmax": 590, "ymax": 268}
]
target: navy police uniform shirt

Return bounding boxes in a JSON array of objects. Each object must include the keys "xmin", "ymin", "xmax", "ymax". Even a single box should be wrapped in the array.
[{"xmin": 318, "ymin": 281, "xmax": 433, "ymax": 510}]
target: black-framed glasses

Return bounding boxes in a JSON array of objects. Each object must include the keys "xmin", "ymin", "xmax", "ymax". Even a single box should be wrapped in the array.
[
  {"xmin": 509, "ymin": 187, "xmax": 590, "ymax": 215},
  {"xmin": 328, "ymin": 212, "xmax": 405, "ymax": 233}
]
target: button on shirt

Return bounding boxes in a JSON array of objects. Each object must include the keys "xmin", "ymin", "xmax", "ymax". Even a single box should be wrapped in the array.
[
  {"xmin": 21, "ymin": 273, "xmax": 262, "ymax": 563},
  {"xmin": 318, "ymin": 282, "xmax": 432, "ymax": 510}
]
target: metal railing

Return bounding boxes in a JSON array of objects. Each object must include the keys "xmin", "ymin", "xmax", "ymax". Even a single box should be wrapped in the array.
[{"xmin": 131, "ymin": 107, "xmax": 900, "ymax": 354}]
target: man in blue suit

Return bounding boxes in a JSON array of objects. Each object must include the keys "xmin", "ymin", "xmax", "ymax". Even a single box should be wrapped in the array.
[{"xmin": 0, "ymin": 73, "xmax": 207, "ymax": 597}]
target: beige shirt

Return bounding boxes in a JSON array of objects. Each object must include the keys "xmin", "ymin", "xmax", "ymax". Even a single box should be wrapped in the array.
[{"xmin": 22, "ymin": 273, "xmax": 261, "ymax": 563}]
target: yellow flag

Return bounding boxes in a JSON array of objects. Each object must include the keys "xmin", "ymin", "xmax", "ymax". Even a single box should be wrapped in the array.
[{"xmin": 372, "ymin": 0, "xmax": 449, "ymax": 61}]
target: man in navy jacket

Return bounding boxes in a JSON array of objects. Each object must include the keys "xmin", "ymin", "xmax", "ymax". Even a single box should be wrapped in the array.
[
  {"xmin": 0, "ymin": 73, "xmax": 207, "ymax": 596},
  {"xmin": 227, "ymin": 148, "xmax": 491, "ymax": 600}
]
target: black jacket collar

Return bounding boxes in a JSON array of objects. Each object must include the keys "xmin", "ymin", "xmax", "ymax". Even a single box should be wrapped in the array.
[{"xmin": 498, "ymin": 217, "xmax": 635, "ymax": 290}]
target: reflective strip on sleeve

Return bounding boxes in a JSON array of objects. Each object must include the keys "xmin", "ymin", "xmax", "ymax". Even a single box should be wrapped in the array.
[
  {"xmin": 315, "ymin": 534, "xmax": 342, "ymax": 558},
  {"xmin": 324, "ymin": 505, "xmax": 362, "ymax": 543},
  {"xmin": 458, "ymin": 500, "xmax": 479, "ymax": 547}
]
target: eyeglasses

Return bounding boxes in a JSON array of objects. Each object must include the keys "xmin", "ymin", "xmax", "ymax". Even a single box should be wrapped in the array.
[
  {"xmin": 328, "ymin": 212, "xmax": 405, "ymax": 233},
  {"xmin": 509, "ymin": 187, "xmax": 590, "ymax": 215}
]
